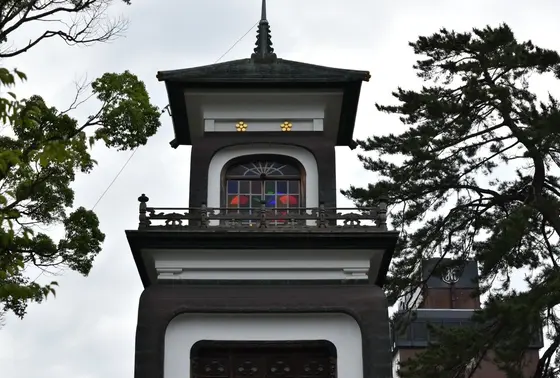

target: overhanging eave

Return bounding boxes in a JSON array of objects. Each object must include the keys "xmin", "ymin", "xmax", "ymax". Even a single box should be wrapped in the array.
[
  {"xmin": 126, "ymin": 229, "xmax": 398, "ymax": 288},
  {"xmin": 158, "ymin": 58, "xmax": 370, "ymax": 147}
]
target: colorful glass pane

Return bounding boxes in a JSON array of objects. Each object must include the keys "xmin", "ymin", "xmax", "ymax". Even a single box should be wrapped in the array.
[
  {"xmin": 276, "ymin": 181, "xmax": 288, "ymax": 193},
  {"xmin": 265, "ymin": 195, "xmax": 276, "ymax": 207},
  {"xmin": 227, "ymin": 195, "xmax": 239, "ymax": 206},
  {"xmin": 227, "ymin": 180, "xmax": 238, "ymax": 193},
  {"xmin": 264, "ymin": 181, "xmax": 275, "ymax": 194},
  {"xmin": 225, "ymin": 160, "xmax": 302, "ymax": 225}
]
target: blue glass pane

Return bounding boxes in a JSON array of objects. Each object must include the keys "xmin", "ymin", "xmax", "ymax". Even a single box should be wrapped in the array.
[
  {"xmin": 265, "ymin": 195, "xmax": 276, "ymax": 207},
  {"xmin": 276, "ymin": 181, "xmax": 288, "ymax": 194},
  {"xmin": 227, "ymin": 180, "xmax": 238, "ymax": 194}
]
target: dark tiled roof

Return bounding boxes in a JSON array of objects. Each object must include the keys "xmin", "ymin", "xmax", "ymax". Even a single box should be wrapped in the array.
[{"xmin": 157, "ymin": 58, "xmax": 370, "ymax": 84}]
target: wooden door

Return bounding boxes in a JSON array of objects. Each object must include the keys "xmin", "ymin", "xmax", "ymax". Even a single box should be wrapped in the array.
[{"xmin": 191, "ymin": 341, "xmax": 336, "ymax": 378}]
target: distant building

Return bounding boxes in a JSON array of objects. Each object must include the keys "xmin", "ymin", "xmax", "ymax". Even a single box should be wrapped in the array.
[{"xmin": 392, "ymin": 258, "xmax": 543, "ymax": 377}]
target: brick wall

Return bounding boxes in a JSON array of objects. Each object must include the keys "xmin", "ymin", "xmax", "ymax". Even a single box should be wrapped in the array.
[
  {"xmin": 396, "ymin": 348, "xmax": 539, "ymax": 378},
  {"xmin": 420, "ymin": 288, "xmax": 480, "ymax": 309}
]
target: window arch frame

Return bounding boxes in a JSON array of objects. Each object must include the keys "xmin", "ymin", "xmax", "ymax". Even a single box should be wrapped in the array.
[{"xmin": 220, "ymin": 154, "xmax": 307, "ymax": 210}]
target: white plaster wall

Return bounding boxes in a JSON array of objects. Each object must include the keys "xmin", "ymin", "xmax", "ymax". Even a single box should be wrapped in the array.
[
  {"xmin": 207, "ymin": 144, "xmax": 319, "ymax": 209},
  {"xmin": 165, "ymin": 313, "xmax": 363, "ymax": 378}
]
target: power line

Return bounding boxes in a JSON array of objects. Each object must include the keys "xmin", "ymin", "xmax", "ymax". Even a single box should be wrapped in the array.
[
  {"xmin": 215, "ymin": 21, "xmax": 258, "ymax": 63},
  {"xmin": 89, "ymin": 22, "xmax": 257, "ymax": 210},
  {"xmin": 91, "ymin": 147, "xmax": 138, "ymax": 210}
]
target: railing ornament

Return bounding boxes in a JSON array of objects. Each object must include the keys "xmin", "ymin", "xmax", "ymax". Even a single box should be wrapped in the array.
[
  {"xmin": 136, "ymin": 194, "xmax": 390, "ymax": 231},
  {"xmin": 258, "ymin": 200, "xmax": 268, "ymax": 228},
  {"xmin": 138, "ymin": 194, "xmax": 150, "ymax": 228},
  {"xmin": 200, "ymin": 203, "xmax": 209, "ymax": 228},
  {"xmin": 164, "ymin": 213, "xmax": 184, "ymax": 227},
  {"xmin": 376, "ymin": 198, "xmax": 388, "ymax": 230},
  {"xmin": 318, "ymin": 203, "xmax": 327, "ymax": 228},
  {"xmin": 342, "ymin": 212, "xmax": 361, "ymax": 227}
]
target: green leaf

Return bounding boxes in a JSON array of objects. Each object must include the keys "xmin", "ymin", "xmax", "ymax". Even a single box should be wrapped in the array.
[
  {"xmin": 0, "ymin": 67, "xmax": 158, "ymax": 322},
  {"xmin": 91, "ymin": 71, "xmax": 161, "ymax": 150}
]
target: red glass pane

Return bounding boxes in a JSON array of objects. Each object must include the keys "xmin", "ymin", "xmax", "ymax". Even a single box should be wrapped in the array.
[
  {"xmin": 229, "ymin": 195, "xmax": 249, "ymax": 206},
  {"xmin": 227, "ymin": 195, "xmax": 238, "ymax": 207},
  {"xmin": 280, "ymin": 195, "xmax": 299, "ymax": 207}
]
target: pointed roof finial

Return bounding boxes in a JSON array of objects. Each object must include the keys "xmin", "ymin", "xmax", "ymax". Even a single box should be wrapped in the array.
[
  {"xmin": 261, "ymin": 0, "xmax": 267, "ymax": 20},
  {"xmin": 251, "ymin": 0, "xmax": 277, "ymax": 63}
]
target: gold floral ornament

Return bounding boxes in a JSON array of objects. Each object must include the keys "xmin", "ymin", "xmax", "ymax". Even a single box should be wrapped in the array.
[
  {"xmin": 236, "ymin": 121, "xmax": 248, "ymax": 132},
  {"xmin": 280, "ymin": 121, "xmax": 292, "ymax": 132}
]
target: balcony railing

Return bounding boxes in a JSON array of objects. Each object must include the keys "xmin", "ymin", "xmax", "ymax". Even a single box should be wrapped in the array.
[{"xmin": 137, "ymin": 194, "xmax": 388, "ymax": 231}]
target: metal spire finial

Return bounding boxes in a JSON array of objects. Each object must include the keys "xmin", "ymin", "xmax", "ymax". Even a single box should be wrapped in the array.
[
  {"xmin": 251, "ymin": 0, "xmax": 277, "ymax": 63},
  {"xmin": 261, "ymin": 0, "xmax": 267, "ymax": 20}
]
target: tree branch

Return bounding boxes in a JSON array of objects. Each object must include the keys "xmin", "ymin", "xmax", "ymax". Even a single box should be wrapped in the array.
[
  {"xmin": 0, "ymin": 0, "xmax": 128, "ymax": 58},
  {"xmin": 540, "ymin": 219, "xmax": 559, "ymax": 270},
  {"xmin": 534, "ymin": 334, "xmax": 560, "ymax": 378}
]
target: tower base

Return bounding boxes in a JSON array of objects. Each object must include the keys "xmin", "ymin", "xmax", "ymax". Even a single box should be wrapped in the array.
[{"xmin": 134, "ymin": 285, "xmax": 391, "ymax": 378}]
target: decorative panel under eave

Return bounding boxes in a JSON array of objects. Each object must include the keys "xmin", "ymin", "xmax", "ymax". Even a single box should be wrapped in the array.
[{"xmin": 204, "ymin": 119, "xmax": 324, "ymax": 133}]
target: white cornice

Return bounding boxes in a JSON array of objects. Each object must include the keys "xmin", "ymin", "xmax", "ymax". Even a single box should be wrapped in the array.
[
  {"xmin": 155, "ymin": 267, "xmax": 370, "ymax": 281},
  {"xmin": 146, "ymin": 248, "xmax": 380, "ymax": 282}
]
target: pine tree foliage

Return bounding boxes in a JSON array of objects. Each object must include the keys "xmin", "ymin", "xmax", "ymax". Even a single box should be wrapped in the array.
[{"xmin": 343, "ymin": 24, "xmax": 560, "ymax": 377}]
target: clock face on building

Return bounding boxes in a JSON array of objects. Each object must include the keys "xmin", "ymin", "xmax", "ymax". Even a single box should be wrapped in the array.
[{"xmin": 441, "ymin": 267, "xmax": 460, "ymax": 284}]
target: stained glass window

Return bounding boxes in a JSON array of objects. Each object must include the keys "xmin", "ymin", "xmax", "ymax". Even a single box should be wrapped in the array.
[{"xmin": 224, "ymin": 160, "xmax": 302, "ymax": 223}]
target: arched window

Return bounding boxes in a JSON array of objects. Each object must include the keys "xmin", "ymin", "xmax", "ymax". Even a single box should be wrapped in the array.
[{"xmin": 224, "ymin": 159, "xmax": 303, "ymax": 212}]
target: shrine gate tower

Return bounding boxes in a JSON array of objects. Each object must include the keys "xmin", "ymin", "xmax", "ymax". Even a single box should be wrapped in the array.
[{"xmin": 126, "ymin": 2, "xmax": 399, "ymax": 378}]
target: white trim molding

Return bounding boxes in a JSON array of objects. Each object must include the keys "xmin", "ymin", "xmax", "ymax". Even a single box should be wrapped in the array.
[
  {"xmin": 148, "ymin": 248, "xmax": 379, "ymax": 282},
  {"xmin": 165, "ymin": 313, "xmax": 363, "ymax": 378}
]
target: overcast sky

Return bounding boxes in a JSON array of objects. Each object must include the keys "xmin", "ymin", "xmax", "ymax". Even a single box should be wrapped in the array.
[{"xmin": 1, "ymin": 1, "xmax": 560, "ymax": 377}]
